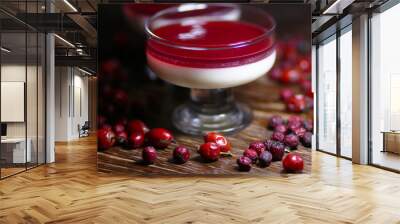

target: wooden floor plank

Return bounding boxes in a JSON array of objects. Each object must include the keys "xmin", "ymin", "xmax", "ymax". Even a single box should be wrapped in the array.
[{"xmin": 0, "ymin": 136, "xmax": 400, "ymax": 223}]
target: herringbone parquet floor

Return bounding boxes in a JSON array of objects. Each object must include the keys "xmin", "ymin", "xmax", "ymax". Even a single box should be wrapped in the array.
[{"xmin": 1, "ymin": 135, "xmax": 400, "ymax": 224}]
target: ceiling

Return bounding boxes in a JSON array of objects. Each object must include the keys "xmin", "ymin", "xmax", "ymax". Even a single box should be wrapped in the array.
[{"xmin": 0, "ymin": 0, "xmax": 390, "ymax": 72}]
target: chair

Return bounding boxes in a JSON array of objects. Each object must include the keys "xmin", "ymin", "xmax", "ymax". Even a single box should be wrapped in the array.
[{"xmin": 78, "ymin": 121, "xmax": 90, "ymax": 138}]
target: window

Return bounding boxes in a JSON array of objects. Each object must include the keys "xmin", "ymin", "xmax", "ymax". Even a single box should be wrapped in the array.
[
  {"xmin": 370, "ymin": 3, "xmax": 400, "ymax": 171},
  {"xmin": 317, "ymin": 35, "xmax": 337, "ymax": 154},
  {"xmin": 339, "ymin": 27, "xmax": 352, "ymax": 158}
]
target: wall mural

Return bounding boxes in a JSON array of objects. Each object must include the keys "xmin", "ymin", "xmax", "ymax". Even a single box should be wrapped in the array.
[{"xmin": 97, "ymin": 3, "xmax": 312, "ymax": 176}]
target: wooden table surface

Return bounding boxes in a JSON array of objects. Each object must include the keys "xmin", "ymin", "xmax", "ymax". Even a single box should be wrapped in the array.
[{"xmin": 98, "ymin": 74, "xmax": 312, "ymax": 176}]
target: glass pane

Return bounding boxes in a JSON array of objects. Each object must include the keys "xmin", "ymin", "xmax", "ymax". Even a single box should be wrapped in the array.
[
  {"xmin": 27, "ymin": 31, "xmax": 38, "ymax": 169},
  {"xmin": 38, "ymin": 33, "xmax": 45, "ymax": 165},
  {"xmin": 1, "ymin": 31, "xmax": 27, "ymax": 177},
  {"xmin": 317, "ymin": 36, "xmax": 337, "ymax": 154},
  {"xmin": 339, "ymin": 29, "xmax": 352, "ymax": 158},
  {"xmin": 371, "ymin": 4, "xmax": 400, "ymax": 171}
]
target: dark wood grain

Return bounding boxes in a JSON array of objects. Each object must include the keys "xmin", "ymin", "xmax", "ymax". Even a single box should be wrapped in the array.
[{"xmin": 97, "ymin": 75, "xmax": 312, "ymax": 176}]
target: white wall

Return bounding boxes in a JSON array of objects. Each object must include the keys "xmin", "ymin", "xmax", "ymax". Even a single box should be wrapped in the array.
[{"xmin": 54, "ymin": 67, "xmax": 89, "ymax": 141}]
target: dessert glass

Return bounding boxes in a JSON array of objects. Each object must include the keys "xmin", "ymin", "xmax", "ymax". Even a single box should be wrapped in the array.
[{"xmin": 145, "ymin": 4, "xmax": 276, "ymax": 135}]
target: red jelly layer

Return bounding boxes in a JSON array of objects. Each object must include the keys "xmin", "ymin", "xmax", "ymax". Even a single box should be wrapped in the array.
[{"xmin": 147, "ymin": 21, "xmax": 275, "ymax": 68}]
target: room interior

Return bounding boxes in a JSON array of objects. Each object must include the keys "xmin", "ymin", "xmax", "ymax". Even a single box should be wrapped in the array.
[{"xmin": 0, "ymin": 0, "xmax": 400, "ymax": 223}]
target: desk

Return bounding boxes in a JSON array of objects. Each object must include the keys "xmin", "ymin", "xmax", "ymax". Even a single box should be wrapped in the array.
[
  {"xmin": 1, "ymin": 138, "xmax": 31, "ymax": 163},
  {"xmin": 382, "ymin": 131, "xmax": 400, "ymax": 154}
]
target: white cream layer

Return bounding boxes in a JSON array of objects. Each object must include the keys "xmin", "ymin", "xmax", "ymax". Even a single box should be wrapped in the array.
[{"xmin": 147, "ymin": 50, "xmax": 276, "ymax": 89}]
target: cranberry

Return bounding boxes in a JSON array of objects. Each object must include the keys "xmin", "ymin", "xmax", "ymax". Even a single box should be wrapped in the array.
[
  {"xmin": 300, "ymin": 80, "xmax": 312, "ymax": 97},
  {"xmin": 268, "ymin": 67, "xmax": 282, "ymax": 81},
  {"xmin": 271, "ymin": 131, "xmax": 285, "ymax": 142},
  {"xmin": 284, "ymin": 134, "xmax": 299, "ymax": 149},
  {"xmin": 297, "ymin": 57, "xmax": 311, "ymax": 73},
  {"xmin": 288, "ymin": 115, "xmax": 303, "ymax": 124},
  {"xmin": 198, "ymin": 142, "xmax": 220, "ymax": 162},
  {"xmin": 301, "ymin": 132, "xmax": 312, "ymax": 148},
  {"xmin": 101, "ymin": 84, "xmax": 114, "ymax": 99},
  {"xmin": 286, "ymin": 94, "xmax": 307, "ymax": 113},
  {"xmin": 280, "ymin": 68, "xmax": 301, "ymax": 84},
  {"xmin": 264, "ymin": 139, "xmax": 276, "ymax": 151},
  {"xmin": 268, "ymin": 115, "xmax": 284, "ymax": 130},
  {"xmin": 258, "ymin": 151, "xmax": 273, "ymax": 168},
  {"xmin": 97, "ymin": 115, "xmax": 107, "ymax": 128},
  {"xmin": 274, "ymin": 124, "xmax": 288, "ymax": 134},
  {"xmin": 115, "ymin": 131, "xmax": 128, "ymax": 146},
  {"xmin": 282, "ymin": 153, "xmax": 304, "ymax": 172},
  {"xmin": 127, "ymin": 120, "xmax": 149, "ymax": 134},
  {"xmin": 237, "ymin": 156, "xmax": 252, "ymax": 172},
  {"xmin": 129, "ymin": 132, "xmax": 145, "ymax": 149},
  {"xmin": 305, "ymin": 96, "xmax": 314, "ymax": 110},
  {"xmin": 100, "ymin": 123, "xmax": 112, "ymax": 131},
  {"xmin": 292, "ymin": 127, "xmax": 307, "ymax": 138},
  {"xmin": 203, "ymin": 132, "xmax": 231, "ymax": 153},
  {"xmin": 287, "ymin": 121, "xmax": 302, "ymax": 133},
  {"xmin": 113, "ymin": 89, "xmax": 129, "ymax": 106},
  {"xmin": 173, "ymin": 146, "xmax": 190, "ymax": 164},
  {"xmin": 142, "ymin": 146, "xmax": 157, "ymax": 164},
  {"xmin": 101, "ymin": 59, "xmax": 120, "ymax": 76},
  {"xmin": 113, "ymin": 122, "xmax": 125, "ymax": 135},
  {"xmin": 269, "ymin": 142, "xmax": 285, "ymax": 161},
  {"xmin": 280, "ymin": 88, "xmax": 294, "ymax": 103},
  {"xmin": 243, "ymin": 149, "xmax": 258, "ymax": 163},
  {"xmin": 97, "ymin": 128, "xmax": 115, "ymax": 150},
  {"xmin": 248, "ymin": 141, "xmax": 266, "ymax": 156},
  {"xmin": 303, "ymin": 119, "xmax": 313, "ymax": 132},
  {"xmin": 146, "ymin": 128, "xmax": 174, "ymax": 149}
]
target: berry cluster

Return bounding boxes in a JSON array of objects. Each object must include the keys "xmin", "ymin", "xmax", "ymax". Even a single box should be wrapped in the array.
[
  {"xmin": 268, "ymin": 39, "xmax": 313, "ymax": 113},
  {"xmin": 198, "ymin": 132, "xmax": 232, "ymax": 162},
  {"xmin": 268, "ymin": 115, "xmax": 312, "ymax": 148},
  {"xmin": 237, "ymin": 139, "xmax": 304, "ymax": 173}
]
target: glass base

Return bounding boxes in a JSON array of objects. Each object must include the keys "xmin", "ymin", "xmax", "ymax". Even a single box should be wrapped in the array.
[{"xmin": 172, "ymin": 102, "xmax": 252, "ymax": 136}]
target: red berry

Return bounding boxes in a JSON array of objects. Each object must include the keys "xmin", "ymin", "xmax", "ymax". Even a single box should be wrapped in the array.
[
  {"xmin": 146, "ymin": 128, "xmax": 174, "ymax": 149},
  {"xmin": 97, "ymin": 128, "xmax": 116, "ymax": 150},
  {"xmin": 237, "ymin": 156, "xmax": 252, "ymax": 171},
  {"xmin": 286, "ymin": 94, "xmax": 307, "ymax": 113},
  {"xmin": 282, "ymin": 153, "xmax": 304, "ymax": 172},
  {"xmin": 142, "ymin": 146, "xmax": 157, "ymax": 164},
  {"xmin": 297, "ymin": 57, "xmax": 311, "ymax": 73},
  {"xmin": 271, "ymin": 131, "xmax": 285, "ymax": 142},
  {"xmin": 259, "ymin": 151, "xmax": 273, "ymax": 168},
  {"xmin": 173, "ymin": 146, "xmax": 190, "ymax": 164},
  {"xmin": 303, "ymin": 119, "xmax": 313, "ymax": 132},
  {"xmin": 101, "ymin": 59, "xmax": 120, "ymax": 75},
  {"xmin": 301, "ymin": 132, "xmax": 312, "ymax": 148},
  {"xmin": 284, "ymin": 134, "xmax": 299, "ymax": 149},
  {"xmin": 203, "ymin": 132, "xmax": 231, "ymax": 153},
  {"xmin": 268, "ymin": 67, "xmax": 282, "ymax": 81},
  {"xmin": 280, "ymin": 68, "xmax": 301, "ymax": 84},
  {"xmin": 248, "ymin": 141, "xmax": 266, "ymax": 156},
  {"xmin": 127, "ymin": 120, "xmax": 149, "ymax": 134},
  {"xmin": 268, "ymin": 115, "xmax": 284, "ymax": 130},
  {"xmin": 113, "ymin": 89, "xmax": 129, "ymax": 106},
  {"xmin": 274, "ymin": 124, "xmax": 288, "ymax": 134},
  {"xmin": 199, "ymin": 142, "xmax": 220, "ymax": 162},
  {"xmin": 292, "ymin": 127, "xmax": 307, "ymax": 138},
  {"xmin": 288, "ymin": 115, "xmax": 303, "ymax": 124},
  {"xmin": 243, "ymin": 149, "xmax": 258, "ymax": 163},
  {"xmin": 269, "ymin": 142, "xmax": 285, "ymax": 161},
  {"xmin": 115, "ymin": 131, "xmax": 128, "ymax": 146},
  {"xmin": 300, "ymin": 80, "xmax": 312, "ymax": 97},
  {"xmin": 113, "ymin": 122, "xmax": 125, "ymax": 135},
  {"xmin": 264, "ymin": 139, "xmax": 276, "ymax": 151},
  {"xmin": 280, "ymin": 88, "xmax": 294, "ymax": 103},
  {"xmin": 129, "ymin": 132, "xmax": 145, "ymax": 149}
]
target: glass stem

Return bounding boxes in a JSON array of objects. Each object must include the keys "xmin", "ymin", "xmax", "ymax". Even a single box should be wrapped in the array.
[{"xmin": 189, "ymin": 88, "xmax": 235, "ymax": 114}]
